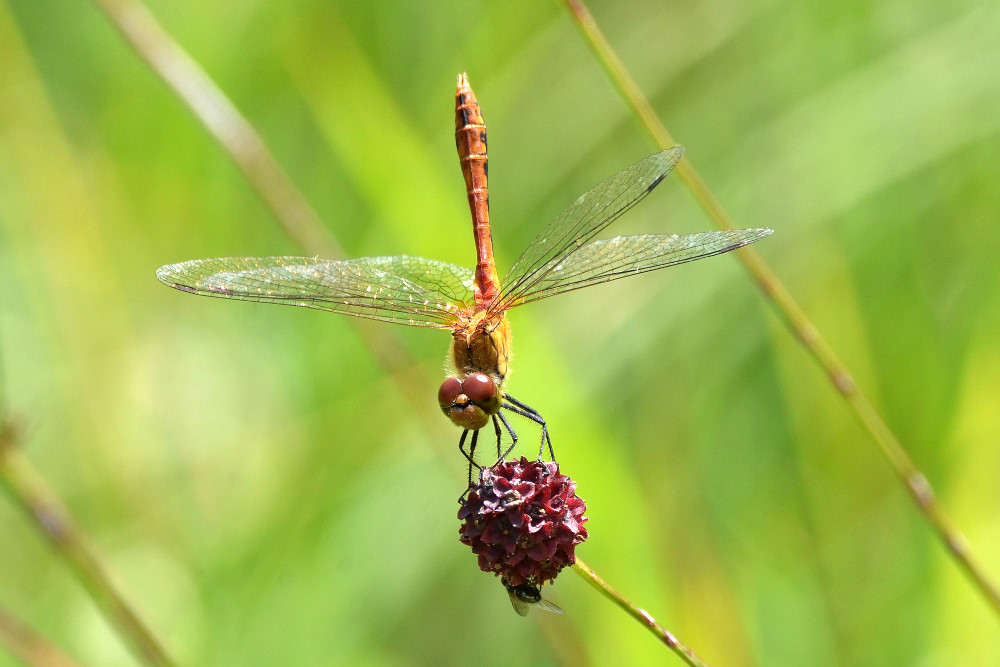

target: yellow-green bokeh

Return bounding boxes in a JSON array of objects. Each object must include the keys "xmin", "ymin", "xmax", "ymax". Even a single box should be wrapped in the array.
[{"xmin": 1, "ymin": 0, "xmax": 999, "ymax": 664}]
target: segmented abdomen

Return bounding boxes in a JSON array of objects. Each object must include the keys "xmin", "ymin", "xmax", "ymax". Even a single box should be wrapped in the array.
[{"xmin": 455, "ymin": 73, "xmax": 500, "ymax": 308}]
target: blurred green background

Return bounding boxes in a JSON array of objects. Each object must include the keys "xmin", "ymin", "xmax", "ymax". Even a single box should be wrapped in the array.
[{"xmin": 2, "ymin": 0, "xmax": 999, "ymax": 664}]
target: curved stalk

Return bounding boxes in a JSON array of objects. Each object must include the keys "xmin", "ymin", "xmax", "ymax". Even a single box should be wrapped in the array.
[
  {"xmin": 563, "ymin": 0, "xmax": 1000, "ymax": 619},
  {"xmin": 572, "ymin": 559, "xmax": 709, "ymax": 666},
  {"xmin": 0, "ymin": 419, "xmax": 174, "ymax": 666},
  {"xmin": 0, "ymin": 603, "xmax": 81, "ymax": 667}
]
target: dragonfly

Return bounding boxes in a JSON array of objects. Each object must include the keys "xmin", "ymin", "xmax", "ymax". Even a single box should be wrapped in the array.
[
  {"xmin": 502, "ymin": 577, "xmax": 563, "ymax": 617},
  {"xmin": 156, "ymin": 73, "xmax": 772, "ymax": 480}
]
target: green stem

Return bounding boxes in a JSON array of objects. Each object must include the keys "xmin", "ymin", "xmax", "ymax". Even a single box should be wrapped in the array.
[
  {"xmin": 0, "ymin": 419, "xmax": 174, "ymax": 666},
  {"xmin": 86, "ymin": 0, "xmax": 341, "ymax": 259},
  {"xmin": 572, "ymin": 559, "xmax": 709, "ymax": 666},
  {"xmin": 84, "ymin": 0, "xmax": 446, "ymax": 438},
  {"xmin": 0, "ymin": 603, "xmax": 81, "ymax": 667},
  {"xmin": 563, "ymin": 0, "xmax": 1000, "ymax": 620}
]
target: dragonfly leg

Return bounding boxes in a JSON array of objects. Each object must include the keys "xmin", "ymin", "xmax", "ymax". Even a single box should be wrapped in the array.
[
  {"xmin": 496, "ymin": 411, "xmax": 519, "ymax": 462},
  {"xmin": 458, "ymin": 429, "xmax": 482, "ymax": 500},
  {"xmin": 513, "ymin": 400, "xmax": 553, "ymax": 461},
  {"xmin": 467, "ymin": 429, "xmax": 482, "ymax": 483},
  {"xmin": 458, "ymin": 429, "xmax": 483, "ymax": 472},
  {"xmin": 492, "ymin": 414, "xmax": 504, "ymax": 459},
  {"xmin": 502, "ymin": 394, "xmax": 554, "ymax": 462},
  {"xmin": 457, "ymin": 428, "xmax": 474, "ymax": 465}
]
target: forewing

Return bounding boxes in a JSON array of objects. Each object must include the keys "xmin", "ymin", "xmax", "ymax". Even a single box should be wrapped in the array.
[
  {"xmin": 494, "ymin": 147, "xmax": 684, "ymax": 313},
  {"xmin": 505, "ymin": 229, "xmax": 773, "ymax": 307},
  {"xmin": 155, "ymin": 255, "xmax": 474, "ymax": 328}
]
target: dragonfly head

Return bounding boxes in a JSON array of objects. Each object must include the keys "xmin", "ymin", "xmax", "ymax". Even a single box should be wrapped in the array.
[{"xmin": 438, "ymin": 373, "xmax": 501, "ymax": 430}]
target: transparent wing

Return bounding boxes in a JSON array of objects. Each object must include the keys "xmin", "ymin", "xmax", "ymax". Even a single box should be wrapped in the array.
[
  {"xmin": 508, "ymin": 594, "xmax": 530, "ymax": 617},
  {"xmin": 155, "ymin": 255, "xmax": 474, "ymax": 328},
  {"xmin": 494, "ymin": 147, "xmax": 684, "ymax": 313},
  {"xmin": 533, "ymin": 599, "xmax": 564, "ymax": 615},
  {"xmin": 505, "ymin": 229, "xmax": 773, "ymax": 307}
]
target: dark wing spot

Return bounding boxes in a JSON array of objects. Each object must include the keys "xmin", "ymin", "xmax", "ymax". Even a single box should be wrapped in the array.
[{"xmin": 647, "ymin": 173, "xmax": 667, "ymax": 192}]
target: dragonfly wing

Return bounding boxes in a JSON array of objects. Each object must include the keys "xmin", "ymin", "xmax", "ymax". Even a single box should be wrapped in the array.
[
  {"xmin": 506, "ymin": 229, "xmax": 772, "ymax": 306},
  {"xmin": 156, "ymin": 255, "xmax": 474, "ymax": 328},
  {"xmin": 494, "ymin": 147, "xmax": 684, "ymax": 313},
  {"xmin": 365, "ymin": 255, "xmax": 475, "ymax": 306}
]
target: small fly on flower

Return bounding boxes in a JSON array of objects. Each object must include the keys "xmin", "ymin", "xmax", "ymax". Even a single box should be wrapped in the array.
[{"xmin": 502, "ymin": 578, "xmax": 564, "ymax": 617}]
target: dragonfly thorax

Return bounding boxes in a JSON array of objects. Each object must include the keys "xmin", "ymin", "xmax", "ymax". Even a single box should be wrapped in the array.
[{"xmin": 450, "ymin": 311, "xmax": 510, "ymax": 388}]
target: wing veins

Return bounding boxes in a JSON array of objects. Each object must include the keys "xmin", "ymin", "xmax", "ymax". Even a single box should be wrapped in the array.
[
  {"xmin": 156, "ymin": 255, "xmax": 474, "ymax": 328},
  {"xmin": 502, "ymin": 229, "xmax": 773, "ymax": 307},
  {"xmin": 493, "ymin": 148, "xmax": 684, "ymax": 314}
]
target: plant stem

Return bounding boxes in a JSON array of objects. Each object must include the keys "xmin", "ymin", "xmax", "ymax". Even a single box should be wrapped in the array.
[
  {"xmin": 0, "ymin": 419, "xmax": 174, "ymax": 666},
  {"xmin": 563, "ymin": 0, "xmax": 1000, "ymax": 619},
  {"xmin": 84, "ymin": 0, "xmax": 445, "ymax": 436},
  {"xmin": 572, "ymin": 559, "xmax": 709, "ymax": 666},
  {"xmin": 86, "ymin": 0, "xmax": 341, "ymax": 259},
  {"xmin": 0, "ymin": 603, "xmax": 81, "ymax": 667}
]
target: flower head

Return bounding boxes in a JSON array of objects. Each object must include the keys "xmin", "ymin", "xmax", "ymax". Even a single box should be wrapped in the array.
[{"xmin": 458, "ymin": 457, "xmax": 588, "ymax": 586}]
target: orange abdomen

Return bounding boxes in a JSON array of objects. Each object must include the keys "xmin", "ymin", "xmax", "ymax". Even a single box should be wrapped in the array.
[{"xmin": 455, "ymin": 73, "xmax": 501, "ymax": 308}]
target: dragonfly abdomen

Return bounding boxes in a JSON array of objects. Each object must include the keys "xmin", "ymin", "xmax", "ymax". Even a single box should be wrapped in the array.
[{"xmin": 455, "ymin": 73, "xmax": 501, "ymax": 308}]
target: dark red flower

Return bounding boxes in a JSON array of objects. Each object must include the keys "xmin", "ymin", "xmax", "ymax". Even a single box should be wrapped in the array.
[{"xmin": 458, "ymin": 457, "xmax": 588, "ymax": 586}]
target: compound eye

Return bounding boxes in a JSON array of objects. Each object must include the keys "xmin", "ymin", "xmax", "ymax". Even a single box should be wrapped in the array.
[
  {"xmin": 462, "ymin": 373, "xmax": 498, "ymax": 408},
  {"xmin": 438, "ymin": 377, "xmax": 463, "ymax": 408}
]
